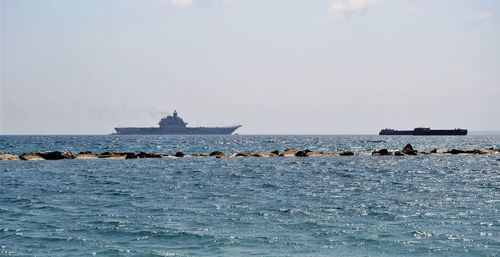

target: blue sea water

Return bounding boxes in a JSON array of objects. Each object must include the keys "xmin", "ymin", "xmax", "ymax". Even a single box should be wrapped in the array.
[{"xmin": 0, "ymin": 135, "xmax": 499, "ymax": 256}]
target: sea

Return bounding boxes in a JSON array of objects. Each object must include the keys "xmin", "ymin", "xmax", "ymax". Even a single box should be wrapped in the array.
[{"xmin": 0, "ymin": 135, "xmax": 499, "ymax": 257}]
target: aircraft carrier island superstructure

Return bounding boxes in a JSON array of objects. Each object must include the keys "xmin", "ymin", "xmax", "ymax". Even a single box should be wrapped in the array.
[
  {"xmin": 379, "ymin": 127, "xmax": 467, "ymax": 136},
  {"xmin": 114, "ymin": 111, "xmax": 242, "ymax": 135}
]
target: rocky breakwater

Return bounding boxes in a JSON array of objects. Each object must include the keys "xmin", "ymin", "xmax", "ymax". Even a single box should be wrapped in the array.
[
  {"xmin": 0, "ymin": 151, "xmax": 167, "ymax": 161},
  {"xmin": 371, "ymin": 144, "xmax": 500, "ymax": 156},
  {"xmin": 1, "ymin": 145, "xmax": 499, "ymax": 161}
]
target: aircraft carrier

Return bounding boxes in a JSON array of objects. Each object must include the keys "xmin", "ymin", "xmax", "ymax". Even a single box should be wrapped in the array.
[
  {"xmin": 114, "ymin": 111, "xmax": 241, "ymax": 135},
  {"xmin": 379, "ymin": 127, "xmax": 467, "ymax": 136}
]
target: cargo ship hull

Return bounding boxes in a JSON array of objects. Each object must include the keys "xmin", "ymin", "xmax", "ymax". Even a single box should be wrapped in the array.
[{"xmin": 379, "ymin": 128, "xmax": 467, "ymax": 136}]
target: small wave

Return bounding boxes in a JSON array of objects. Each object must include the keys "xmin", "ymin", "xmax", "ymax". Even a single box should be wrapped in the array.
[
  {"xmin": 413, "ymin": 230, "xmax": 433, "ymax": 239},
  {"xmin": 152, "ymin": 250, "xmax": 185, "ymax": 256}
]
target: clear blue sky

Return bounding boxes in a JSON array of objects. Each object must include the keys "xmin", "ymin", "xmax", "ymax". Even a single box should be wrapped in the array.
[{"xmin": 1, "ymin": 0, "xmax": 499, "ymax": 134}]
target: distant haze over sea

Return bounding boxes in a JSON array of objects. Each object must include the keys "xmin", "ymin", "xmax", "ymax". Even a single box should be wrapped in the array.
[
  {"xmin": 469, "ymin": 130, "xmax": 500, "ymax": 135},
  {"xmin": 1, "ymin": 0, "xmax": 499, "ymax": 135}
]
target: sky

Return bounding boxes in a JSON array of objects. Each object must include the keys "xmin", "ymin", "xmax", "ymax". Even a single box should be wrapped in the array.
[{"xmin": 1, "ymin": 0, "xmax": 499, "ymax": 134}]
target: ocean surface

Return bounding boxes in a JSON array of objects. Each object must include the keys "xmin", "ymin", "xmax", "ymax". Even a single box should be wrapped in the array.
[{"xmin": 1, "ymin": 135, "xmax": 499, "ymax": 256}]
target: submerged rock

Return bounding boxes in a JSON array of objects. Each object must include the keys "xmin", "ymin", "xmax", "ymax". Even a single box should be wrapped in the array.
[
  {"xmin": 192, "ymin": 153, "xmax": 209, "ymax": 157},
  {"xmin": 0, "ymin": 153, "xmax": 20, "ymax": 161},
  {"xmin": 485, "ymin": 148, "xmax": 500, "ymax": 155},
  {"xmin": 235, "ymin": 152, "xmax": 251, "ymax": 157},
  {"xmin": 465, "ymin": 149, "xmax": 486, "ymax": 155},
  {"xmin": 281, "ymin": 148, "xmax": 298, "ymax": 157},
  {"xmin": 98, "ymin": 152, "xmax": 127, "ymax": 159},
  {"xmin": 19, "ymin": 153, "xmax": 45, "ymax": 161},
  {"xmin": 303, "ymin": 149, "xmax": 326, "ymax": 157},
  {"xmin": 76, "ymin": 153, "xmax": 99, "ymax": 159},
  {"xmin": 252, "ymin": 151, "xmax": 279, "ymax": 158}
]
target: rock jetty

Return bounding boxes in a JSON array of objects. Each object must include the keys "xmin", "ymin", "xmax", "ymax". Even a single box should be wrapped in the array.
[{"xmin": 1, "ymin": 144, "xmax": 499, "ymax": 161}]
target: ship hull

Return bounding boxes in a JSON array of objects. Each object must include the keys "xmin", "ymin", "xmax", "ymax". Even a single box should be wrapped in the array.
[
  {"xmin": 412, "ymin": 129, "xmax": 467, "ymax": 136},
  {"xmin": 379, "ymin": 130, "xmax": 413, "ymax": 135},
  {"xmin": 114, "ymin": 126, "xmax": 241, "ymax": 135},
  {"xmin": 380, "ymin": 129, "xmax": 467, "ymax": 136}
]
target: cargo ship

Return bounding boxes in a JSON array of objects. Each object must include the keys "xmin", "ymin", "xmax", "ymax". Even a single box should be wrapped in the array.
[
  {"xmin": 379, "ymin": 127, "xmax": 467, "ymax": 136},
  {"xmin": 114, "ymin": 111, "xmax": 241, "ymax": 135}
]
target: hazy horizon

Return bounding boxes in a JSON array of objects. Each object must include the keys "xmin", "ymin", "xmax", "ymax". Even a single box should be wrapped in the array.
[{"xmin": 1, "ymin": 0, "xmax": 499, "ymax": 135}]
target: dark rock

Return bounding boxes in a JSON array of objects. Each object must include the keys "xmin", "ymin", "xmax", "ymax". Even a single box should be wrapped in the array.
[
  {"xmin": 175, "ymin": 151, "xmax": 185, "ymax": 157},
  {"xmin": 295, "ymin": 151, "xmax": 308, "ymax": 157},
  {"xmin": 38, "ymin": 151, "xmax": 64, "ymax": 160},
  {"xmin": 339, "ymin": 151, "xmax": 354, "ymax": 156},
  {"xmin": 125, "ymin": 152, "xmax": 138, "ymax": 159},
  {"xmin": 447, "ymin": 149, "xmax": 466, "ymax": 154},
  {"xmin": 209, "ymin": 151, "xmax": 224, "ymax": 157},
  {"xmin": 401, "ymin": 144, "xmax": 417, "ymax": 155},
  {"xmin": 297, "ymin": 149, "xmax": 325, "ymax": 157},
  {"xmin": 394, "ymin": 151, "xmax": 404, "ymax": 156},
  {"xmin": 252, "ymin": 152, "xmax": 265, "ymax": 157},
  {"xmin": 430, "ymin": 148, "xmax": 438, "ymax": 154},
  {"xmin": 79, "ymin": 151, "xmax": 92, "ymax": 154},
  {"xmin": 270, "ymin": 150, "xmax": 280, "ymax": 155},
  {"xmin": 235, "ymin": 152, "xmax": 251, "ymax": 157},
  {"xmin": 372, "ymin": 149, "xmax": 392, "ymax": 156},
  {"xmin": 137, "ymin": 152, "xmax": 162, "ymax": 158},
  {"xmin": 402, "ymin": 144, "xmax": 413, "ymax": 151},
  {"xmin": 62, "ymin": 152, "xmax": 75, "ymax": 159}
]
